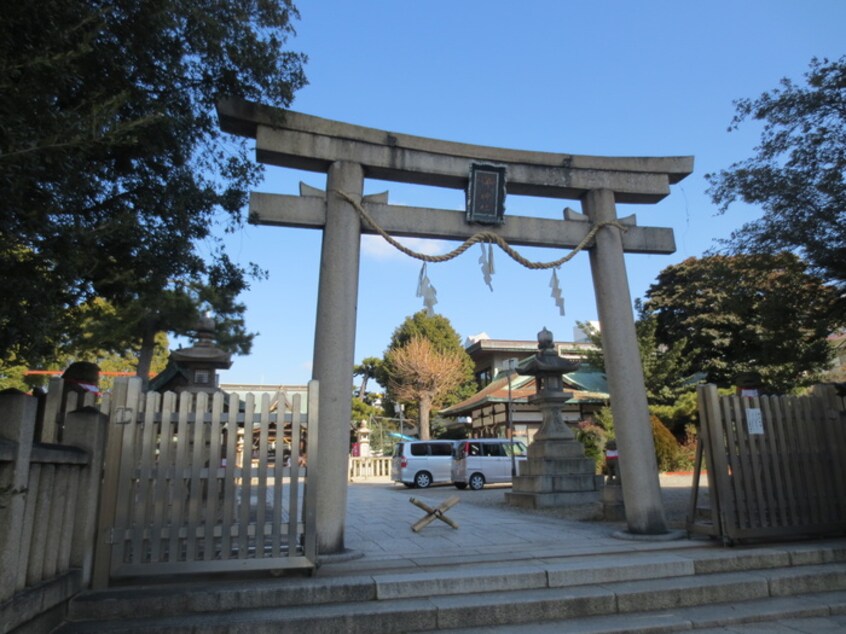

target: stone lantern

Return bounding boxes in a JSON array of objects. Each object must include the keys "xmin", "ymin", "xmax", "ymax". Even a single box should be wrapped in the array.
[
  {"xmin": 506, "ymin": 328, "xmax": 601, "ymax": 509},
  {"xmin": 517, "ymin": 327, "xmax": 579, "ymax": 441},
  {"xmin": 357, "ymin": 420, "xmax": 372, "ymax": 458},
  {"xmin": 149, "ymin": 314, "xmax": 232, "ymax": 395}
]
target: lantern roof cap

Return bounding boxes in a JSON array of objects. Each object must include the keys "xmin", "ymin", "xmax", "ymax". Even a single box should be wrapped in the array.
[{"xmin": 517, "ymin": 328, "xmax": 580, "ymax": 376}]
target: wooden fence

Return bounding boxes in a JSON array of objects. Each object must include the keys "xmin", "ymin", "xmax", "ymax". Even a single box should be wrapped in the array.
[
  {"xmin": 93, "ymin": 378, "xmax": 318, "ymax": 587},
  {"xmin": 1, "ymin": 375, "xmax": 321, "ymax": 632},
  {"xmin": 0, "ymin": 386, "xmax": 107, "ymax": 634},
  {"xmin": 689, "ymin": 384, "xmax": 846, "ymax": 544}
]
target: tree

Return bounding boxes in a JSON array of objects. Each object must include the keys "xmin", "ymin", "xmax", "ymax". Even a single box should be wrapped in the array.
[
  {"xmin": 0, "ymin": 297, "xmax": 174, "ymax": 394},
  {"xmin": 63, "ymin": 298, "xmax": 171, "ymax": 389},
  {"xmin": 380, "ymin": 311, "xmax": 477, "ymax": 427},
  {"xmin": 0, "ymin": 0, "xmax": 307, "ymax": 371},
  {"xmin": 633, "ymin": 304, "xmax": 694, "ymax": 406},
  {"xmin": 354, "ymin": 357, "xmax": 383, "ymax": 399},
  {"xmin": 578, "ymin": 306, "xmax": 691, "ymax": 407},
  {"xmin": 84, "ymin": 254, "xmax": 261, "ymax": 383},
  {"xmin": 706, "ymin": 56, "xmax": 846, "ymax": 304},
  {"xmin": 644, "ymin": 254, "xmax": 841, "ymax": 393},
  {"xmin": 385, "ymin": 336, "xmax": 468, "ymax": 440}
]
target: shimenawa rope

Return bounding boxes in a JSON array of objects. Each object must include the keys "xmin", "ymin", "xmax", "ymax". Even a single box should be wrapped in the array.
[{"xmin": 333, "ymin": 189, "xmax": 626, "ymax": 270}]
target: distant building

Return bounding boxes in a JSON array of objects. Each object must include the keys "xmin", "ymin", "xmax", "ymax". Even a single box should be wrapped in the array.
[
  {"xmin": 442, "ymin": 334, "xmax": 608, "ymax": 443},
  {"xmin": 220, "ymin": 383, "xmax": 309, "ymax": 415},
  {"xmin": 464, "ymin": 332, "xmax": 599, "ymax": 389}
]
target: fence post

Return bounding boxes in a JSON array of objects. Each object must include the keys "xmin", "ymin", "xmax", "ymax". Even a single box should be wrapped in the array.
[
  {"xmin": 63, "ymin": 407, "xmax": 109, "ymax": 587},
  {"xmin": 40, "ymin": 377, "xmax": 64, "ymax": 443},
  {"xmin": 91, "ymin": 377, "xmax": 141, "ymax": 589},
  {"xmin": 0, "ymin": 392, "xmax": 38, "ymax": 603}
]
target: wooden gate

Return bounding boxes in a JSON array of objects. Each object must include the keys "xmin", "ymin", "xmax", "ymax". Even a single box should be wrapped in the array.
[
  {"xmin": 689, "ymin": 383, "xmax": 846, "ymax": 544},
  {"xmin": 92, "ymin": 378, "xmax": 318, "ymax": 587}
]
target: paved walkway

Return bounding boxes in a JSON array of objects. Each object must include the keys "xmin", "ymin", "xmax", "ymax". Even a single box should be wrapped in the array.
[
  {"xmin": 325, "ymin": 477, "xmax": 846, "ymax": 631},
  {"xmin": 331, "ymin": 475, "xmax": 706, "ymax": 573}
]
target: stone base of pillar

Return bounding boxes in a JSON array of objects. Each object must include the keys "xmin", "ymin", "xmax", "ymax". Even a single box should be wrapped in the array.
[
  {"xmin": 505, "ymin": 438, "xmax": 600, "ymax": 509},
  {"xmin": 506, "ymin": 489, "xmax": 602, "ymax": 509},
  {"xmin": 601, "ymin": 482, "xmax": 626, "ymax": 521}
]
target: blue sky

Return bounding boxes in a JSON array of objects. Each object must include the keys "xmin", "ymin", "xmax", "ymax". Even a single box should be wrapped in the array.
[{"xmin": 209, "ymin": 0, "xmax": 846, "ymax": 386}]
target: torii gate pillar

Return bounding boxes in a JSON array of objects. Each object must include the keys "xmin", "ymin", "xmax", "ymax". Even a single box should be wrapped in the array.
[
  {"xmin": 583, "ymin": 189, "xmax": 666, "ymax": 533},
  {"xmin": 312, "ymin": 161, "xmax": 363, "ymax": 553}
]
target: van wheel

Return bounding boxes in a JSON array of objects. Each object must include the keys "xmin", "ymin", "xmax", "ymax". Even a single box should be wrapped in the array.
[
  {"xmin": 414, "ymin": 471, "xmax": 433, "ymax": 489},
  {"xmin": 469, "ymin": 473, "xmax": 485, "ymax": 490},
  {"xmin": 454, "ymin": 482, "xmax": 467, "ymax": 490}
]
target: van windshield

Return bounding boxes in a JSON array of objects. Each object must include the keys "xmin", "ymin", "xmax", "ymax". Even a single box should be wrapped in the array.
[{"xmin": 505, "ymin": 441, "xmax": 527, "ymax": 457}]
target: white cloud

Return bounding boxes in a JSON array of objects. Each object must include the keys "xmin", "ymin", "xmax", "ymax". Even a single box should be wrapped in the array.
[{"xmin": 361, "ymin": 234, "xmax": 450, "ymax": 261}]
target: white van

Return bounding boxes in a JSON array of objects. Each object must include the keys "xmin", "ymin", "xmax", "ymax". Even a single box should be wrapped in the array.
[
  {"xmin": 391, "ymin": 440, "xmax": 457, "ymax": 488},
  {"xmin": 451, "ymin": 438, "xmax": 528, "ymax": 490}
]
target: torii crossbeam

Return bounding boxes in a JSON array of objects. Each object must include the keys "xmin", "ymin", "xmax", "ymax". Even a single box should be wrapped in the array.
[{"xmin": 218, "ymin": 98, "xmax": 693, "ymax": 553}]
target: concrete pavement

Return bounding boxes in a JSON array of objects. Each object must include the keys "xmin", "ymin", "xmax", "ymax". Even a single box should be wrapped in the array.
[
  {"xmin": 325, "ymin": 477, "xmax": 846, "ymax": 632},
  {"xmin": 338, "ymin": 474, "xmax": 700, "ymax": 568}
]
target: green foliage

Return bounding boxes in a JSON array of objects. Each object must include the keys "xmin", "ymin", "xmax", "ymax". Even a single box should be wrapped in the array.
[
  {"xmin": 368, "ymin": 415, "xmax": 400, "ymax": 456},
  {"xmin": 0, "ymin": 0, "xmax": 306, "ymax": 370},
  {"xmin": 0, "ymin": 355, "xmax": 31, "ymax": 392},
  {"xmin": 354, "ymin": 357, "xmax": 384, "ymax": 398},
  {"xmin": 674, "ymin": 424, "xmax": 699, "ymax": 472},
  {"xmin": 651, "ymin": 415, "xmax": 681, "ymax": 473},
  {"xmin": 351, "ymin": 398, "xmax": 379, "ymax": 428},
  {"xmin": 576, "ymin": 321, "xmax": 605, "ymax": 373},
  {"xmin": 593, "ymin": 406, "xmax": 616, "ymax": 439},
  {"xmin": 576, "ymin": 421, "xmax": 609, "ymax": 474},
  {"xmin": 645, "ymin": 254, "xmax": 840, "ymax": 393},
  {"xmin": 581, "ymin": 406, "xmax": 615, "ymax": 473},
  {"xmin": 634, "ymin": 301, "xmax": 694, "ymax": 405},
  {"xmin": 578, "ymin": 307, "xmax": 693, "ymax": 407},
  {"xmin": 72, "ymin": 330, "xmax": 170, "ymax": 393},
  {"xmin": 649, "ymin": 390, "xmax": 699, "ymax": 436},
  {"xmin": 706, "ymin": 56, "xmax": 846, "ymax": 301},
  {"xmin": 588, "ymin": 406, "xmax": 690, "ymax": 473}
]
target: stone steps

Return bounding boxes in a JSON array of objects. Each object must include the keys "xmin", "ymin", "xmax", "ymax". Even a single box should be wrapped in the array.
[
  {"xmin": 453, "ymin": 590, "xmax": 846, "ymax": 633},
  {"xmin": 56, "ymin": 541, "xmax": 846, "ymax": 633}
]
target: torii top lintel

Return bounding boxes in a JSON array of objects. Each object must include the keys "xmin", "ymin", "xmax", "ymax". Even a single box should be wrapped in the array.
[{"xmin": 217, "ymin": 98, "xmax": 693, "ymax": 205}]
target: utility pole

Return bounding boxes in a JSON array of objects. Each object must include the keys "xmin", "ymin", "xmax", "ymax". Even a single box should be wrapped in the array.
[{"xmin": 507, "ymin": 358, "xmax": 518, "ymax": 477}]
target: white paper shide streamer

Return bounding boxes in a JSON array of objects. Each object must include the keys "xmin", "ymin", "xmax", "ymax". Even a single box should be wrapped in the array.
[
  {"xmin": 479, "ymin": 243, "xmax": 495, "ymax": 291},
  {"xmin": 417, "ymin": 263, "xmax": 438, "ymax": 314},
  {"xmin": 550, "ymin": 268, "xmax": 565, "ymax": 316}
]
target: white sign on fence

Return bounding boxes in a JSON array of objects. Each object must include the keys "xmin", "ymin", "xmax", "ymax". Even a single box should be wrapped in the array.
[{"xmin": 745, "ymin": 408, "xmax": 764, "ymax": 435}]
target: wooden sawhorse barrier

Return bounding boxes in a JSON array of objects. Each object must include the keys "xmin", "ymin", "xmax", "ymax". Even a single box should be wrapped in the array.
[{"xmin": 409, "ymin": 496, "xmax": 460, "ymax": 532}]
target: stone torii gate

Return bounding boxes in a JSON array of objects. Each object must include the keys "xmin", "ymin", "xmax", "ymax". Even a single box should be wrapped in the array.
[{"xmin": 218, "ymin": 98, "xmax": 693, "ymax": 554}]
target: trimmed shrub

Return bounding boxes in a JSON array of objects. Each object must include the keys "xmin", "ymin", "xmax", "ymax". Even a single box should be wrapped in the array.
[
  {"xmin": 576, "ymin": 421, "xmax": 608, "ymax": 473},
  {"xmin": 651, "ymin": 415, "xmax": 680, "ymax": 472}
]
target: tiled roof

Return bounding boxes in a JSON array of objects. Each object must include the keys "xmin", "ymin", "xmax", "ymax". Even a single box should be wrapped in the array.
[{"xmin": 440, "ymin": 366, "xmax": 608, "ymax": 416}]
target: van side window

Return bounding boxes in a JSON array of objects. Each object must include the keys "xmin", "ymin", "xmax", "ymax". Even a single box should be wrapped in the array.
[
  {"xmin": 410, "ymin": 444, "xmax": 428, "ymax": 456},
  {"xmin": 483, "ymin": 443, "xmax": 505, "ymax": 457},
  {"xmin": 430, "ymin": 443, "xmax": 452, "ymax": 457},
  {"xmin": 468, "ymin": 442, "xmax": 481, "ymax": 456}
]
